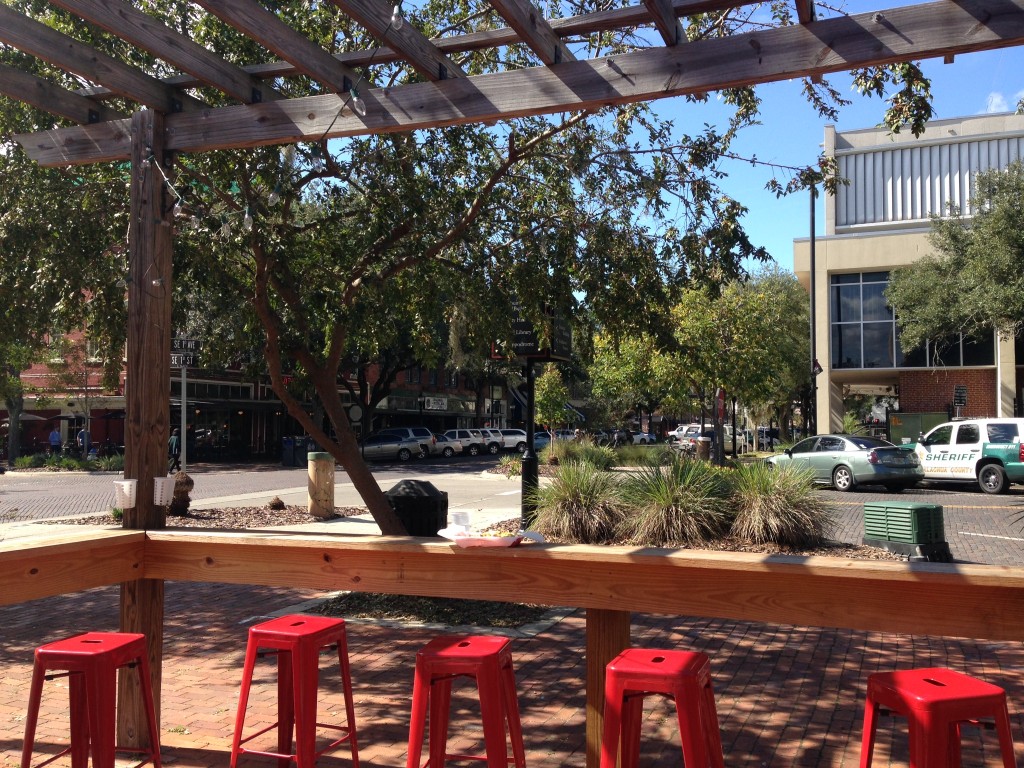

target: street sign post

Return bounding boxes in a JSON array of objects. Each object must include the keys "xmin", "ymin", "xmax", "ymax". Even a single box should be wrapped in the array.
[{"xmin": 171, "ymin": 338, "xmax": 203, "ymax": 472}]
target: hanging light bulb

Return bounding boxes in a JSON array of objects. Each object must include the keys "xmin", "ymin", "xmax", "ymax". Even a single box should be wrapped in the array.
[
  {"xmin": 391, "ymin": 1, "xmax": 403, "ymax": 29},
  {"xmin": 189, "ymin": 215, "xmax": 200, "ymax": 231},
  {"xmin": 310, "ymin": 145, "xmax": 326, "ymax": 172},
  {"xmin": 349, "ymin": 87, "xmax": 367, "ymax": 118},
  {"xmin": 241, "ymin": 207, "xmax": 254, "ymax": 232},
  {"xmin": 172, "ymin": 198, "xmax": 185, "ymax": 218},
  {"xmin": 268, "ymin": 186, "xmax": 281, "ymax": 206},
  {"xmin": 219, "ymin": 216, "xmax": 231, "ymax": 239}
]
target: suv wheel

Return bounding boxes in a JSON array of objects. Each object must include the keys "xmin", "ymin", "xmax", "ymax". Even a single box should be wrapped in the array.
[
  {"xmin": 468, "ymin": 444, "xmax": 480, "ymax": 456},
  {"xmin": 515, "ymin": 441, "xmax": 526, "ymax": 453},
  {"xmin": 397, "ymin": 448, "xmax": 412, "ymax": 461},
  {"xmin": 979, "ymin": 464, "xmax": 1009, "ymax": 494},
  {"xmin": 442, "ymin": 446, "xmax": 455, "ymax": 457},
  {"xmin": 487, "ymin": 442, "xmax": 500, "ymax": 455}
]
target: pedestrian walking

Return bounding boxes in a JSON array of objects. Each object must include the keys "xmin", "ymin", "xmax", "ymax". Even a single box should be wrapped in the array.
[
  {"xmin": 48, "ymin": 427, "xmax": 62, "ymax": 456},
  {"xmin": 168, "ymin": 428, "xmax": 182, "ymax": 472}
]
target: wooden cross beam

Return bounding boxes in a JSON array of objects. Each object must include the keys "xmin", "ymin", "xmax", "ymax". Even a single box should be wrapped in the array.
[{"xmin": 18, "ymin": 0, "xmax": 1024, "ymax": 167}]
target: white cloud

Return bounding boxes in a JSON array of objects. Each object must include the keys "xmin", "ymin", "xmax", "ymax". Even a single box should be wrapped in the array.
[{"xmin": 986, "ymin": 92, "xmax": 1009, "ymax": 113}]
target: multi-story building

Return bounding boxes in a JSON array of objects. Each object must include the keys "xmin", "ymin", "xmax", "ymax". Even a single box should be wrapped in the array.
[{"xmin": 794, "ymin": 112, "xmax": 1024, "ymax": 435}]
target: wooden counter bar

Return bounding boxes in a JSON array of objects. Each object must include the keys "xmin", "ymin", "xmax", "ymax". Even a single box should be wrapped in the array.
[{"xmin": 5, "ymin": 528, "xmax": 1024, "ymax": 767}]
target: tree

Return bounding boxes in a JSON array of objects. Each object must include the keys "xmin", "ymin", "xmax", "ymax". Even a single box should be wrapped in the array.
[
  {"xmin": 534, "ymin": 365, "xmax": 571, "ymax": 436},
  {"xmin": 1, "ymin": 0, "xmax": 938, "ymax": 529},
  {"xmin": 587, "ymin": 333, "xmax": 680, "ymax": 431},
  {"xmin": 886, "ymin": 161, "xmax": 1024, "ymax": 352},
  {"xmin": 671, "ymin": 268, "xmax": 810, "ymax": 460}
]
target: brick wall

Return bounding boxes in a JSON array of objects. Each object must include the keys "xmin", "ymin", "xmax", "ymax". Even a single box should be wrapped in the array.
[{"xmin": 898, "ymin": 368, "xmax": 996, "ymax": 417}]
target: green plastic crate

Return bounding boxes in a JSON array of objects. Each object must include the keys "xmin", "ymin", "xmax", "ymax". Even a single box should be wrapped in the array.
[{"xmin": 863, "ymin": 501, "xmax": 945, "ymax": 544}]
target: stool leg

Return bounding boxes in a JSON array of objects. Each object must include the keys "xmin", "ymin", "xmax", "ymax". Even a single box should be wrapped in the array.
[
  {"xmin": 701, "ymin": 679, "xmax": 726, "ymax": 768},
  {"xmin": 600, "ymin": 677, "xmax": 625, "ymax": 768},
  {"xmin": 858, "ymin": 699, "xmax": 879, "ymax": 768},
  {"xmin": 994, "ymin": 704, "xmax": 1017, "ymax": 768},
  {"xmin": 84, "ymin": 665, "xmax": 117, "ymax": 768},
  {"xmin": 68, "ymin": 672, "xmax": 90, "ymax": 768},
  {"xmin": 620, "ymin": 692, "xmax": 644, "ymax": 768},
  {"xmin": 909, "ymin": 711, "xmax": 949, "ymax": 768},
  {"xmin": 406, "ymin": 662, "xmax": 430, "ymax": 768},
  {"xmin": 335, "ymin": 639, "xmax": 360, "ymax": 768},
  {"xmin": 135, "ymin": 655, "xmax": 163, "ymax": 768},
  {"xmin": 231, "ymin": 639, "xmax": 261, "ymax": 768},
  {"xmin": 21, "ymin": 663, "xmax": 47, "ymax": 768},
  {"xmin": 291, "ymin": 644, "xmax": 319, "ymax": 768},
  {"xmin": 676, "ymin": 684, "xmax": 712, "ymax": 768},
  {"xmin": 428, "ymin": 678, "xmax": 453, "ymax": 768},
  {"xmin": 500, "ymin": 660, "xmax": 526, "ymax": 768},
  {"xmin": 477, "ymin": 661, "xmax": 510, "ymax": 768},
  {"xmin": 277, "ymin": 651, "xmax": 295, "ymax": 768}
]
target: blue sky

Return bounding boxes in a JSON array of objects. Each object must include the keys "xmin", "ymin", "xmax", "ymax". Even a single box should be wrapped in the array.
[{"xmin": 651, "ymin": 45, "xmax": 1024, "ymax": 274}]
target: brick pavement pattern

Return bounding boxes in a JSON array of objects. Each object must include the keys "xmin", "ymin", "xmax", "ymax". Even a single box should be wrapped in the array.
[{"xmin": 3, "ymin": 581, "xmax": 1024, "ymax": 768}]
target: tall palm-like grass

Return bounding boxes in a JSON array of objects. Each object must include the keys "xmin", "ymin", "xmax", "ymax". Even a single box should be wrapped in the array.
[
  {"xmin": 616, "ymin": 444, "xmax": 675, "ymax": 466},
  {"xmin": 530, "ymin": 461, "xmax": 623, "ymax": 544},
  {"xmin": 616, "ymin": 457, "xmax": 732, "ymax": 546},
  {"xmin": 729, "ymin": 461, "xmax": 834, "ymax": 547}
]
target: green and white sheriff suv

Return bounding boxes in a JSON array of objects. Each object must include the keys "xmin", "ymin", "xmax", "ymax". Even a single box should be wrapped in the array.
[{"xmin": 911, "ymin": 418, "xmax": 1024, "ymax": 494}]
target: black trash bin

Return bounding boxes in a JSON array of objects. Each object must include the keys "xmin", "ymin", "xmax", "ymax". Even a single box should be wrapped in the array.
[
  {"xmin": 385, "ymin": 479, "xmax": 448, "ymax": 537},
  {"xmin": 281, "ymin": 436, "xmax": 295, "ymax": 467}
]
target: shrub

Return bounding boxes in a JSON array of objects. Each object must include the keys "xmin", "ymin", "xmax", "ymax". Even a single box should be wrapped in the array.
[
  {"xmin": 14, "ymin": 453, "xmax": 46, "ymax": 469},
  {"xmin": 614, "ymin": 444, "xmax": 675, "ymax": 467},
  {"xmin": 729, "ymin": 461, "xmax": 834, "ymax": 547},
  {"xmin": 496, "ymin": 455, "xmax": 521, "ymax": 476},
  {"xmin": 616, "ymin": 456, "xmax": 732, "ymax": 546},
  {"xmin": 530, "ymin": 461, "xmax": 622, "ymax": 544},
  {"xmin": 575, "ymin": 444, "xmax": 617, "ymax": 470},
  {"xmin": 96, "ymin": 454, "xmax": 125, "ymax": 472},
  {"xmin": 267, "ymin": 496, "xmax": 286, "ymax": 510},
  {"xmin": 111, "ymin": 507, "xmax": 124, "ymax": 522}
]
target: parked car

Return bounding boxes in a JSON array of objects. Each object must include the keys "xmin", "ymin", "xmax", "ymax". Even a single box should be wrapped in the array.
[
  {"xmin": 477, "ymin": 428, "xmax": 504, "ymax": 454},
  {"xmin": 910, "ymin": 418, "xmax": 1024, "ymax": 494},
  {"xmin": 498, "ymin": 428, "xmax": 529, "ymax": 452},
  {"xmin": 766, "ymin": 434, "xmax": 922, "ymax": 492},
  {"xmin": 360, "ymin": 433, "xmax": 421, "ymax": 462},
  {"xmin": 667, "ymin": 424, "xmax": 702, "ymax": 444},
  {"xmin": 632, "ymin": 431, "xmax": 657, "ymax": 445},
  {"xmin": 432, "ymin": 433, "xmax": 463, "ymax": 458},
  {"xmin": 443, "ymin": 428, "xmax": 487, "ymax": 456},
  {"xmin": 757, "ymin": 427, "xmax": 781, "ymax": 451},
  {"xmin": 533, "ymin": 432, "xmax": 553, "ymax": 450},
  {"xmin": 378, "ymin": 426, "xmax": 436, "ymax": 457}
]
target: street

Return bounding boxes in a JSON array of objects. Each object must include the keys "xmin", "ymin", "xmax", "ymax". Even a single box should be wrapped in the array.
[{"xmin": 2, "ymin": 456, "xmax": 1024, "ymax": 565}]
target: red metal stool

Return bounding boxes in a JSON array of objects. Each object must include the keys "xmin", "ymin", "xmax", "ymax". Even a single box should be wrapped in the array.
[
  {"xmin": 21, "ymin": 631, "xmax": 161, "ymax": 768},
  {"xmin": 600, "ymin": 648, "xmax": 725, "ymax": 768},
  {"xmin": 406, "ymin": 635, "xmax": 526, "ymax": 768},
  {"xmin": 230, "ymin": 614, "xmax": 359, "ymax": 768},
  {"xmin": 860, "ymin": 667, "xmax": 1017, "ymax": 768}
]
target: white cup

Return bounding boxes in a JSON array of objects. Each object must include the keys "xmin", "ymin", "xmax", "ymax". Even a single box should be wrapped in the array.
[{"xmin": 451, "ymin": 511, "xmax": 470, "ymax": 528}]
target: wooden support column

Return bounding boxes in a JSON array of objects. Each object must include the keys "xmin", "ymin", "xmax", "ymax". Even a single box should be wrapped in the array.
[
  {"xmin": 119, "ymin": 108, "xmax": 173, "ymax": 747},
  {"xmin": 585, "ymin": 608, "xmax": 631, "ymax": 768}
]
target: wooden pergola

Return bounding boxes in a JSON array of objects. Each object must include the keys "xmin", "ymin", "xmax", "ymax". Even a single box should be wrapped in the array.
[{"xmin": 5, "ymin": 0, "xmax": 1024, "ymax": 764}]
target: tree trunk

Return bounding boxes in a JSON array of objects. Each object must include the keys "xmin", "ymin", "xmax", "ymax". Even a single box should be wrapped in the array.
[{"xmin": 4, "ymin": 386, "xmax": 24, "ymax": 463}]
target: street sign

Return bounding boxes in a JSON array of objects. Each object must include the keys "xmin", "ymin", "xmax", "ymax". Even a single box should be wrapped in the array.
[
  {"xmin": 953, "ymin": 384, "xmax": 968, "ymax": 407},
  {"xmin": 171, "ymin": 353, "xmax": 196, "ymax": 368},
  {"xmin": 172, "ymin": 338, "xmax": 202, "ymax": 353}
]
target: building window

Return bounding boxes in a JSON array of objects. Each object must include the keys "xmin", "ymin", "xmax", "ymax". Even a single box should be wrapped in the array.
[
  {"xmin": 445, "ymin": 369, "xmax": 459, "ymax": 389},
  {"xmin": 405, "ymin": 366, "xmax": 422, "ymax": 384}
]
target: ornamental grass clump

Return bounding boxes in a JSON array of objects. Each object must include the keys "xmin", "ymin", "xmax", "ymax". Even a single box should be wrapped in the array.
[
  {"xmin": 729, "ymin": 461, "xmax": 834, "ymax": 547},
  {"xmin": 616, "ymin": 456, "xmax": 732, "ymax": 546},
  {"xmin": 530, "ymin": 461, "xmax": 622, "ymax": 544}
]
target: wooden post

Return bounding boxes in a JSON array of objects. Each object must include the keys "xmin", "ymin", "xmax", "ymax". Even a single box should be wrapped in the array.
[
  {"xmin": 119, "ymin": 108, "xmax": 173, "ymax": 746},
  {"xmin": 585, "ymin": 608, "xmax": 631, "ymax": 768},
  {"xmin": 307, "ymin": 451, "xmax": 335, "ymax": 518}
]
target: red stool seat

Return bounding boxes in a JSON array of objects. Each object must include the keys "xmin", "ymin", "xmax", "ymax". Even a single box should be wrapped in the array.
[
  {"xmin": 21, "ymin": 631, "xmax": 161, "ymax": 768},
  {"xmin": 406, "ymin": 635, "xmax": 525, "ymax": 768},
  {"xmin": 859, "ymin": 667, "xmax": 1017, "ymax": 768},
  {"xmin": 600, "ymin": 648, "xmax": 724, "ymax": 768},
  {"xmin": 231, "ymin": 614, "xmax": 359, "ymax": 768}
]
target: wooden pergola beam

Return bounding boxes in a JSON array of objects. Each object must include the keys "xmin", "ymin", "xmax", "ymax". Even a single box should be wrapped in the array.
[
  {"xmin": 0, "ymin": 4, "xmax": 204, "ymax": 114},
  {"xmin": 796, "ymin": 0, "xmax": 815, "ymax": 24},
  {"xmin": 47, "ymin": 0, "xmax": 282, "ymax": 104},
  {"xmin": 487, "ymin": 0, "xmax": 577, "ymax": 65},
  {"xmin": 70, "ymin": 0, "xmax": 749, "ymax": 102},
  {"xmin": 326, "ymin": 0, "xmax": 466, "ymax": 80},
  {"xmin": 642, "ymin": 0, "xmax": 686, "ymax": 46},
  {"xmin": 189, "ymin": 0, "xmax": 362, "ymax": 95},
  {"xmin": 0, "ymin": 63, "xmax": 127, "ymax": 124},
  {"xmin": 19, "ymin": 0, "xmax": 1024, "ymax": 166}
]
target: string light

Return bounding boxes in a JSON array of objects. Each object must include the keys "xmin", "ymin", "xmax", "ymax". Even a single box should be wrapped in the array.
[
  {"xmin": 310, "ymin": 145, "xmax": 326, "ymax": 171},
  {"xmin": 241, "ymin": 207, "xmax": 254, "ymax": 232},
  {"xmin": 172, "ymin": 198, "xmax": 185, "ymax": 218},
  {"xmin": 391, "ymin": 1, "xmax": 403, "ymax": 30},
  {"xmin": 349, "ymin": 87, "xmax": 367, "ymax": 117},
  {"xmin": 267, "ymin": 185, "xmax": 281, "ymax": 206},
  {"xmin": 219, "ymin": 216, "xmax": 231, "ymax": 239}
]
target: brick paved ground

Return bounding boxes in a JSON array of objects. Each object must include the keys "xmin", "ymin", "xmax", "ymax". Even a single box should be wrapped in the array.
[{"xmin": 3, "ymin": 580, "xmax": 1024, "ymax": 768}]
